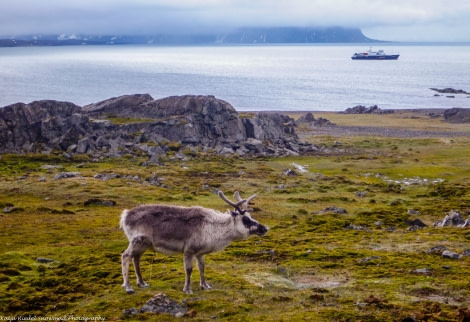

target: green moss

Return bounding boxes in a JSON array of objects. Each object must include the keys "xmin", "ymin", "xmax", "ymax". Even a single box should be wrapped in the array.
[
  {"xmin": 1, "ymin": 127, "xmax": 470, "ymax": 320},
  {"xmin": 103, "ymin": 114, "xmax": 155, "ymax": 124}
]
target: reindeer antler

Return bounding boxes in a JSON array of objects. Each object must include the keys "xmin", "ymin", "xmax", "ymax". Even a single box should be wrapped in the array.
[
  {"xmin": 233, "ymin": 191, "xmax": 257, "ymax": 211},
  {"xmin": 218, "ymin": 191, "xmax": 246, "ymax": 215}
]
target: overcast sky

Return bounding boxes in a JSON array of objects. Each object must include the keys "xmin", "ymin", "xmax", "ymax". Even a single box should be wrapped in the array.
[{"xmin": 1, "ymin": 0, "xmax": 469, "ymax": 42}]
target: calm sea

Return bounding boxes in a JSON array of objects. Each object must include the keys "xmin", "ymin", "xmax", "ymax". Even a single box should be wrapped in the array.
[{"xmin": 1, "ymin": 44, "xmax": 469, "ymax": 111}]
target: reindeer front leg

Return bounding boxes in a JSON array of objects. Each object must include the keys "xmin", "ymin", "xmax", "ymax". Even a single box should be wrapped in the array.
[
  {"xmin": 183, "ymin": 253, "xmax": 195, "ymax": 294},
  {"xmin": 196, "ymin": 255, "xmax": 212, "ymax": 290}
]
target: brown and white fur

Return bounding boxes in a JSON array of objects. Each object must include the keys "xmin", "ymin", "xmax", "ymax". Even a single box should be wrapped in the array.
[{"xmin": 120, "ymin": 191, "xmax": 268, "ymax": 294}]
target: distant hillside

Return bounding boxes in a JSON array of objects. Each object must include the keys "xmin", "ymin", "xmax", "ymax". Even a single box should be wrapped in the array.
[
  {"xmin": 0, "ymin": 27, "xmax": 380, "ymax": 46},
  {"xmin": 219, "ymin": 27, "xmax": 378, "ymax": 43}
]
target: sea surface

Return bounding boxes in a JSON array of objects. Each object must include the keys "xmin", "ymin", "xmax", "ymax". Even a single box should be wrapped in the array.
[{"xmin": 1, "ymin": 44, "xmax": 469, "ymax": 111}]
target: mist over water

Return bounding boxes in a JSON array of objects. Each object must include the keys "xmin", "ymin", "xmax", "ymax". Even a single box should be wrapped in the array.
[{"xmin": 1, "ymin": 44, "xmax": 469, "ymax": 111}]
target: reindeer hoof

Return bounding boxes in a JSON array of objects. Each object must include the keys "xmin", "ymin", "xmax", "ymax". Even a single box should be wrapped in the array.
[
  {"xmin": 138, "ymin": 282, "xmax": 149, "ymax": 288},
  {"xmin": 183, "ymin": 288, "xmax": 193, "ymax": 294},
  {"xmin": 124, "ymin": 287, "xmax": 135, "ymax": 294},
  {"xmin": 200, "ymin": 282, "xmax": 212, "ymax": 290}
]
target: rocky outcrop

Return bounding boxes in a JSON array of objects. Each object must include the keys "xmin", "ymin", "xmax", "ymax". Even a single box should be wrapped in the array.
[
  {"xmin": 1, "ymin": 94, "xmax": 315, "ymax": 160},
  {"xmin": 343, "ymin": 105, "xmax": 394, "ymax": 114},
  {"xmin": 0, "ymin": 100, "xmax": 88, "ymax": 152},
  {"xmin": 295, "ymin": 112, "xmax": 334, "ymax": 126},
  {"xmin": 443, "ymin": 108, "xmax": 470, "ymax": 123},
  {"xmin": 433, "ymin": 210, "xmax": 470, "ymax": 228}
]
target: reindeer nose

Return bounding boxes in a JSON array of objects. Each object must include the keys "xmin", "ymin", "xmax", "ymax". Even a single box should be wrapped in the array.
[{"xmin": 258, "ymin": 224, "xmax": 268, "ymax": 236}]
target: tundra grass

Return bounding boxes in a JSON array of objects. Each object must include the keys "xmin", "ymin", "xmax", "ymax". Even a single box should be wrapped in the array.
[{"xmin": 1, "ymin": 126, "xmax": 470, "ymax": 320}]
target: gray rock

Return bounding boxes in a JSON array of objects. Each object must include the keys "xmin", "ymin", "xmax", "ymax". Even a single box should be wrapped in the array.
[
  {"xmin": 358, "ymin": 256, "xmax": 381, "ymax": 263},
  {"xmin": 442, "ymin": 250, "xmax": 462, "ymax": 260},
  {"xmin": 425, "ymin": 245, "xmax": 448, "ymax": 255},
  {"xmin": 344, "ymin": 105, "xmax": 394, "ymax": 114},
  {"xmin": 296, "ymin": 112, "xmax": 334, "ymax": 126},
  {"xmin": 84, "ymin": 198, "xmax": 116, "ymax": 206},
  {"xmin": 94, "ymin": 173, "xmax": 121, "ymax": 181},
  {"xmin": 139, "ymin": 293, "xmax": 187, "ymax": 317},
  {"xmin": 355, "ymin": 191, "xmax": 368, "ymax": 197},
  {"xmin": 344, "ymin": 223, "xmax": 370, "ymax": 231},
  {"xmin": 54, "ymin": 172, "xmax": 81, "ymax": 180},
  {"xmin": 317, "ymin": 206, "xmax": 348, "ymax": 214},
  {"xmin": 443, "ymin": 107, "xmax": 470, "ymax": 123},
  {"xmin": 433, "ymin": 210, "xmax": 467, "ymax": 227},
  {"xmin": 405, "ymin": 218, "xmax": 427, "ymax": 228},
  {"xmin": 282, "ymin": 168, "xmax": 298, "ymax": 176},
  {"xmin": 411, "ymin": 268, "xmax": 432, "ymax": 275}
]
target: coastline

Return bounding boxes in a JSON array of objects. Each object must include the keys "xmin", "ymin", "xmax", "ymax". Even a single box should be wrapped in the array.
[{"xmin": 287, "ymin": 108, "xmax": 470, "ymax": 138}]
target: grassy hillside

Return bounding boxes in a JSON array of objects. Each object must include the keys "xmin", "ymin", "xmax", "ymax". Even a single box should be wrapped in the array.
[{"xmin": 1, "ymin": 111, "xmax": 469, "ymax": 321}]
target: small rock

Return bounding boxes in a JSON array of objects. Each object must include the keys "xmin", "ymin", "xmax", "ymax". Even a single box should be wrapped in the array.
[
  {"xmin": 140, "ymin": 293, "xmax": 187, "ymax": 317},
  {"xmin": 123, "ymin": 307, "xmax": 139, "ymax": 316},
  {"xmin": 355, "ymin": 191, "xmax": 368, "ymax": 197},
  {"xmin": 425, "ymin": 245, "xmax": 447, "ymax": 255},
  {"xmin": 291, "ymin": 163, "xmax": 308, "ymax": 173},
  {"xmin": 94, "ymin": 173, "xmax": 121, "ymax": 181},
  {"xmin": 54, "ymin": 172, "xmax": 81, "ymax": 180},
  {"xmin": 411, "ymin": 268, "xmax": 432, "ymax": 275},
  {"xmin": 3, "ymin": 206, "xmax": 15, "ymax": 213},
  {"xmin": 40, "ymin": 164, "xmax": 64, "ymax": 170},
  {"xmin": 84, "ymin": 199, "xmax": 116, "ymax": 206},
  {"xmin": 407, "ymin": 209, "xmax": 420, "ymax": 215},
  {"xmin": 145, "ymin": 174, "xmax": 161, "ymax": 186},
  {"xmin": 462, "ymin": 250, "xmax": 470, "ymax": 257},
  {"xmin": 442, "ymin": 250, "xmax": 462, "ymax": 260},
  {"xmin": 282, "ymin": 168, "xmax": 298, "ymax": 176},
  {"xmin": 37, "ymin": 257, "xmax": 54, "ymax": 263},
  {"xmin": 358, "ymin": 256, "xmax": 381, "ymax": 263},
  {"xmin": 316, "ymin": 206, "xmax": 348, "ymax": 214},
  {"xmin": 405, "ymin": 218, "xmax": 427, "ymax": 228},
  {"xmin": 344, "ymin": 223, "xmax": 370, "ymax": 231}
]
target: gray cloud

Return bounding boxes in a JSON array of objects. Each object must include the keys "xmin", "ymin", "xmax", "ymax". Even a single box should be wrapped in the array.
[{"xmin": 1, "ymin": 0, "xmax": 469, "ymax": 41}]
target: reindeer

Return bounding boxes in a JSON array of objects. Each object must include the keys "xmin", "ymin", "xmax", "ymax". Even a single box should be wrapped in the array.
[{"xmin": 120, "ymin": 190, "xmax": 268, "ymax": 294}]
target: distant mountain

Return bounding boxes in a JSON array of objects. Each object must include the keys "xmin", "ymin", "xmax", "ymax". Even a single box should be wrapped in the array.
[
  {"xmin": 219, "ymin": 27, "xmax": 378, "ymax": 43},
  {"xmin": 0, "ymin": 27, "xmax": 381, "ymax": 46}
]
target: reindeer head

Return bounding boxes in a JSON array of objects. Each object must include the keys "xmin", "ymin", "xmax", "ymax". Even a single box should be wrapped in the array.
[{"xmin": 218, "ymin": 190, "xmax": 268, "ymax": 237}]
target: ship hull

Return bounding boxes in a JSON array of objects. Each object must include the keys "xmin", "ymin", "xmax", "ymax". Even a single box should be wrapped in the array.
[{"xmin": 351, "ymin": 54, "xmax": 399, "ymax": 60}]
